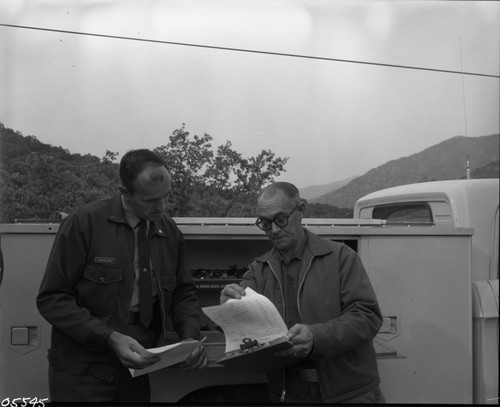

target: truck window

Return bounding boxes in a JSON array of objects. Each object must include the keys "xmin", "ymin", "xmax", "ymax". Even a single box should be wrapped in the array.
[{"xmin": 372, "ymin": 202, "xmax": 433, "ymax": 225}]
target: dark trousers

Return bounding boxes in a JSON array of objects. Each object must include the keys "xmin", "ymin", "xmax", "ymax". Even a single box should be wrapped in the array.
[
  {"xmin": 48, "ymin": 322, "xmax": 156, "ymax": 403},
  {"xmin": 272, "ymin": 384, "xmax": 386, "ymax": 404},
  {"xmin": 270, "ymin": 367, "xmax": 386, "ymax": 404}
]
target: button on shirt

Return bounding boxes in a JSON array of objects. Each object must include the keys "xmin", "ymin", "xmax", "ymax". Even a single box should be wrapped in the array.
[{"xmin": 121, "ymin": 196, "xmax": 159, "ymax": 312}]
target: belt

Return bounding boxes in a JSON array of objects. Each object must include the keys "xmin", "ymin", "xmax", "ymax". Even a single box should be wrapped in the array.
[
  {"xmin": 287, "ymin": 367, "xmax": 319, "ymax": 383},
  {"xmin": 128, "ymin": 311, "xmax": 141, "ymax": 325}
]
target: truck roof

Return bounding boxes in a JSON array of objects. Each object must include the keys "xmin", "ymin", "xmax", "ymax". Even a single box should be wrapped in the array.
[{"xmin": 354, "ymin": 179, "xmax": 499, "ymax": 229}]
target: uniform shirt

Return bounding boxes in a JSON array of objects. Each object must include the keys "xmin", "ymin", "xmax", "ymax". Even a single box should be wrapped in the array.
[
  {"xmin": 277, "ymin": 231, "xmax": 308, "ymax": 329},
  {"xmin": 277, "ymin": 231, "xmax": 316, "ymax": 369}
]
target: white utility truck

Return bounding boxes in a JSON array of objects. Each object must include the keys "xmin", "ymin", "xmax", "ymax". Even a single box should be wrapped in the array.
[{"xmin": 0, "ymin": 179, "xmax": 498, "ymax": 404}]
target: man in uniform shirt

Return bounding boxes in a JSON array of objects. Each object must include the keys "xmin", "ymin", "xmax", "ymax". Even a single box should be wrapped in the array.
[{"xmin": 38, "ymin": 149, "xmax": 207, "ymax": 403}]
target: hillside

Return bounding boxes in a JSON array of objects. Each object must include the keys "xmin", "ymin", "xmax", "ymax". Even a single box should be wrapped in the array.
[
  {"xmin": 0, "ymin": 123, "xmax": 120, "ymax": 222},
  {"xmin": 299, "ymin": 176, "xmax": 356, "ymax": 201},
  {"xmin": 312, "ymin": 134, "xmax": 499, "ymax": 209},
  {"xmin": 0, "ymin": 123, "xmax": 102, "ymax": 169},
  {"xmin": 464, "ymin": 160, "xmax": 499, "ymax": 179}
]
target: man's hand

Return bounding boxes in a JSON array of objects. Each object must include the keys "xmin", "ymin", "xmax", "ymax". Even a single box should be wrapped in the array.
[
  {"xmin": 220, "ymin": 283, "xmax": 246, "ymax": 304},
  {"xmin": 107, "ymin": 331, "xmax": 161, "ymax": 369},
  {"xmin": 275, "ymin": 324, "xmax": 314, "ymax": 359},
  {"xmin": 179, "ymin": 340, "xmax": 208, "ymax": 370}
]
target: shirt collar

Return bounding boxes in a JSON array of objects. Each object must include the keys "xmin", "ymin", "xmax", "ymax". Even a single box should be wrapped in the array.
[{"xmin": 278, "ymin": 228, "xmax": 308, "ymax": 264}]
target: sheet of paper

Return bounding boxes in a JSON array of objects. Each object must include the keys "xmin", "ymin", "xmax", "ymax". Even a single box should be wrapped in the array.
[
  {"xmin": 202, "ymin": 287, "xmax": 288, "ymax": 353},
  {"xmin": 129, "ymin": 338, "xmax": 204, "ymax": 377}
]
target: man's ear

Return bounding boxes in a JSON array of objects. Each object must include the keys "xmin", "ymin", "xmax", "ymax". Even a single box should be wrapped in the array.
[{"xmin": 298, "ymin": 201, "xmax": 306, "ymax": 214}]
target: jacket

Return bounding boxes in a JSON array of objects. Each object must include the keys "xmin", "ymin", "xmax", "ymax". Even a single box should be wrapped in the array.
[
  {"xmin": 37, "ymin": 192, "xmax": 201, "ymax": 382},
  {"xmin": 241, "ymin": 229, "xmax": 382, "ymax": 403}
]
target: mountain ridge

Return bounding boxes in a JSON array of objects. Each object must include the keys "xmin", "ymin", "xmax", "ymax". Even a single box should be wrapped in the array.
[
  {"xmin": 311, "ymin": 134, "xmax": 499, "ymax": 209},
  {"xmin": 299, "ymin": 176, "xmax": 357, "ymax": 201}
]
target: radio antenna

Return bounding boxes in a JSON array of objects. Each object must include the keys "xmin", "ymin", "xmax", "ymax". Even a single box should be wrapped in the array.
[
  {"xmin": 460, "ymin": 38, "xmax": 471, "ymax": 180},
  {"xmin": 460, "ymin": 37, "xmax": 469, "ymax": 138}
]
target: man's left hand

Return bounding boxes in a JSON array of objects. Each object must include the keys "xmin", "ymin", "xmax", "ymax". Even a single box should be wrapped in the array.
[
  {"xmin": 276, "ymin": 324, "xmax": 314, "ymax": 359},
  {"xmin": 179, "ymin": 341, "xmax": 208, "ymax": 370}
]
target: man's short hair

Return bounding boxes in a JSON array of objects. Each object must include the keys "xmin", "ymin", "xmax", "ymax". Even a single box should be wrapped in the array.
[
  {"xmin": 258, "ymin": 182, "xmax": 303, "ymax": 206},
  {"xmin": 119, "ymin": 149, "xmax": 168, "ymax": 194}
]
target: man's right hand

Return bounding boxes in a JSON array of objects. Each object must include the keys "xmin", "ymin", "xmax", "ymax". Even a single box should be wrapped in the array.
[
  {"xmin": 107, "ymin": 331, "xmax": 161, "ymax": 369},
  {"xmin": 220, "ymin": 283, "xmax": 246, "ymax": 304}
]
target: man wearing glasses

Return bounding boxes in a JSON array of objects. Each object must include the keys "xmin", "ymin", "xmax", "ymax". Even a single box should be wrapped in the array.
[{"xmin": 220, "ymin": 182, "xmax": 384, "ymax": 404}]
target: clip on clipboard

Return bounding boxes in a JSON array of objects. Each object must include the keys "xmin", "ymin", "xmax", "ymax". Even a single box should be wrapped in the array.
[{"xmin": 216, "ymin": 336, "xmax": 295, "ymax": 374}]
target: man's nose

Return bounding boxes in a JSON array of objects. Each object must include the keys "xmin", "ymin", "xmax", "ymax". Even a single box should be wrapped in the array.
[{"xmin": 270, "ymin": 222, "xmax": 281, "ymax": 233}]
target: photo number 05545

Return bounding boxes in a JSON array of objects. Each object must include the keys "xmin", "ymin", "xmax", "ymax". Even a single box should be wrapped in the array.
[{"xmin": 1, "ymin": 398, "xmax": 48, "ymax": 407}]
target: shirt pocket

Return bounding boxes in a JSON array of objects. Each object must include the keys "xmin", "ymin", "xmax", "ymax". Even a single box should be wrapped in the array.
[{"xmin": 77, "ymin": 266, "xmax": 123, "ymax": 316}]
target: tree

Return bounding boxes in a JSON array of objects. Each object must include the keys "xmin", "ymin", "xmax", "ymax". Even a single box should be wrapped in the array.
[
  {"xmin": 101, "ymin": 150, "xmax": 119, "ymax": 164},
  {"xmin": 154, "ymin": 125, "xmax": 214, "ymax": 215},
  {"xmin": 154, "ymin": 125, "xmax": 289, "ymax": 216},
  {"xmin": 0, "ymin": 122, "xmax": 288, "ymax": 221}
]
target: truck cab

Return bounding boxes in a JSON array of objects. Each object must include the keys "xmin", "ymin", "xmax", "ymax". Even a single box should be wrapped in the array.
[{"xmin": 354, "ymin": 178, "xmax": 499, "ymax": 404}]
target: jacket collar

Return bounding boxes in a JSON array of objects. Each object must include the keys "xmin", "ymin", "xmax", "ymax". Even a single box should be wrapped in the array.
[
  {"xmin": 255, "ymin": 228, "xmax": 332, "ymax": 263},
  {"xmin": 106, "ymin": 191, "xmax": 169, "ymax": 238},
  {"xmin": 106, "ymin": 191, "xmax": 128, "ymax": 224}
]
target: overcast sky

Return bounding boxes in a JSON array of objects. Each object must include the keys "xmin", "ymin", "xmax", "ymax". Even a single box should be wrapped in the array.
[{"xmin": 1, "ymin": 0, "xmax": 499, "ymax": 188}]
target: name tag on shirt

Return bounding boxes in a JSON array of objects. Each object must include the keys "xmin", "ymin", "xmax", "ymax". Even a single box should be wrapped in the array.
[{"xmin": 95, "ymin": 257, "xmax": 117, "ymax": 265}]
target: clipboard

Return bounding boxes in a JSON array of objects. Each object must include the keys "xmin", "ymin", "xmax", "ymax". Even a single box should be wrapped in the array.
[
  {"xmin": 216, "ymin": 336, "xmax": 296, "ymax": 374},
  {"xmin": 202, "ymin": 287, "xmax": 297, "ymax": 374}
]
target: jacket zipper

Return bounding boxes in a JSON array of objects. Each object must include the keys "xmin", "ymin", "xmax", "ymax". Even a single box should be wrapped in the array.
[
  {"xmin": 280, "ymin": 370, "xmax": 287, "ymax": 402},
  {"xmin": 268, "ymin": 260, "xmax": 288, "ymax": 402},
  {"xmin": 154, "ymin": 268, "xmax": 166, "ymax": 344},
  {"xmin": 296, "ymin": 256, "xmax": 314, "ymax": 321},
  {"xmin": 279, "ymin": 254, "xmax": 315, "ymax": 402}
]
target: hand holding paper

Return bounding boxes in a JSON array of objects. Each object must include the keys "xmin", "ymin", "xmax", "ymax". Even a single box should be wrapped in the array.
[
  {"xmin": 108, "ymin": 331, "xmax": 161, "ymax": 369},
  {"xmin": 278, "ymin": 323, "xmax": 314, "ymax": 359},
  {"xmin": 179, "ymin": 339, "xmax": 209, "ymax": 370},
  {"xmin": 220, "ymin": 283, "xmax": 246, "ymax": 303},
  {"xmin": 128, "ymin": 338, "xmax": 205, "ymax": 377}
]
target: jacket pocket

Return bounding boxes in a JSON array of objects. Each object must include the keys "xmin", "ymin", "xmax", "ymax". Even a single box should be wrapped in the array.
[
  {"xmin": 345, "ymin": 349, "xmax": 360, "ymax": 367},
  {"xmin": 77, "ymin": 266, "xmax": 123, "ymax": 316},
  {"xmin": 158, "ymin": 274, "xmax": 177, "ymax": 309}
]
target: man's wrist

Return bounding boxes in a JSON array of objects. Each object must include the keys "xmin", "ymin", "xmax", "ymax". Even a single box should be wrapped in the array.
[{"xmin": 107, "ymin": 331, "xmax": 120, "ymax": 347}]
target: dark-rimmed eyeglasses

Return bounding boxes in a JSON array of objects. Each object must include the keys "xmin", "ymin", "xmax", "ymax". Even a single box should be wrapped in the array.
[{"xmin": 255, "ymin": 208, "xmax": 298, "ymax": 231}]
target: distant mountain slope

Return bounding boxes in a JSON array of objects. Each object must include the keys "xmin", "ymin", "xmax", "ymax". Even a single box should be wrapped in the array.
[
  {"xmin": 0, "ymin": 123, "xmax": 103, "ymax": 168},
  {"xmin": 312, "ymin": 134, "xmax": 499, "ymax": 209},
  {"xmin": 299, "ymin": 176, "xmax": 357, "ymax": 201},
  {"xmin": 465, "ymin": 160, "xmax": 499, "ymax": 179}
]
